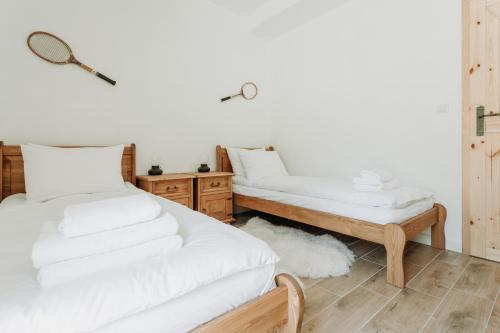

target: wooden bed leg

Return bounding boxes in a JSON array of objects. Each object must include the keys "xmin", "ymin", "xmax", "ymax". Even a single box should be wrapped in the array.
[
  {"xmin": 276, "ymin": 274, "xmax": 305, "ymax": 333},
  {"xmin": 431, "ymin": 204, "xmax": 446, "ymax": 250},
  {"xmin": 384, "ymin": 224, "xmax": 407, "ymax": 288}
]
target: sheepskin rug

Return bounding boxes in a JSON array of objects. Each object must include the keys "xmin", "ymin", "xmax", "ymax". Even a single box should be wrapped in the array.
[{"xmin": 240, "ymin": 217, "xmax": 355, "ymax": 278}]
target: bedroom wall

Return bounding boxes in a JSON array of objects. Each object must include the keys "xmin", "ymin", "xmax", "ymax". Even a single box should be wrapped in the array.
[
  {"xmin": 0, "ymin": 0, "xmax": 272, "ymax": 173},
  {"xmin": 266, "ymin": 0, "xmax": 462, "ymax": 251},
  {"xmin": 1, "ymin": 0, "xmax": 463, "ymax": 251}
]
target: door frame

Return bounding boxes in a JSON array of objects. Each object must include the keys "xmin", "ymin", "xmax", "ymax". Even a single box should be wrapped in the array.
[{"xmin": 462, "ymin": 0, "xmax": 471, "ymax": 255}]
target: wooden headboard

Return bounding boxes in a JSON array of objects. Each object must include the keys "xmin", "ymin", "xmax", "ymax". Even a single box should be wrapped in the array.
[
  {"xmin": 216, "ymin": 145, "xmax": 274, "ymax": 172},
  {"xmin": 0, "ymin": 142, "xmax": 136, "ymax": 201}
]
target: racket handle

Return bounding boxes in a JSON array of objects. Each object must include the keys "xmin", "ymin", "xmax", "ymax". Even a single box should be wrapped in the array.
[
  {"xmin": 96, "ymin": 72, "xmax": 116, "ymax": 86},
  {"xmin": 221, "ymin": 96, "xmax": 231, "ymax": 102}
]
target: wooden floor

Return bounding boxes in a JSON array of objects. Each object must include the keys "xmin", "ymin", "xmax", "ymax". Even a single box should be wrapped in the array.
[{"xmin": 235, "ymin": 214, "xmax": 500, "ymax": 333}]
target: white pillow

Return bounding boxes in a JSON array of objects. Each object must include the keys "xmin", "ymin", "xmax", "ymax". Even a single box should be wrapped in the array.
[
  {"xmin": 232, "ymin": 175, "xmax": 254, "ymax": 187},
  {"xmin": 226, "ymin": 147, "xmax": 264, "ymax": 177},
  {"xmin": 239, "ymin": 150, "xmax": 289, "ymax": 181},
  {"xmin": 21, "ymin": 144, "xmax": 127, "ymax": 202}
]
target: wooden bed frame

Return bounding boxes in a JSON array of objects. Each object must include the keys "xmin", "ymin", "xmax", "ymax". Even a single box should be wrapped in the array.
[
  {"xmin": 216, "ymin": 145, "xmax": 447, "ymax": 288},
  {"xmin": 0, "ymin": 141, "xmax": 305, "ymax": 333}
]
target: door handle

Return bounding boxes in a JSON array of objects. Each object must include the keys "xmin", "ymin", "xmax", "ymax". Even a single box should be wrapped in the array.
[
  {"xmin": 478, "ymin": 112, "xmax": 500, "ymax": 119},
  {"xmin": 476, "ymin": 106, "xmax": 500, "ymax": 136},
  {"xmin": 476, "ymin": 105, "xmax": 500, "ymax": 136}
]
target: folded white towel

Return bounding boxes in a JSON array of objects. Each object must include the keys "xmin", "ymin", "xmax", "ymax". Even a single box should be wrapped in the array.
[
  {"xmin": 59, "ymin": 194, "xmax": 162, "ymax": 237},
  {"xmin": 38, "ymin": 235, "xmax": 183, "ymax": 288},
  {"xmin": 360, "ymin": 169, "xmax": 393, "ymax": 183},
  {"xmin": 33, "ymin": 213, "xmax": 179, "ymax": 268},
  {"xmin": 353, "ymin": 178, "xmax": 401, "ymax": 192}
]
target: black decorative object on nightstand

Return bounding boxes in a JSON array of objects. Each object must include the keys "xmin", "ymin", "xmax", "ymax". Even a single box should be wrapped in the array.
[
  {"xmin": 148, "ymin": 165, "xmax": 163, "ymax": 175},
  {"xmin": 197, "ymin": 164, "xmax": 210, "ymax": 173}
]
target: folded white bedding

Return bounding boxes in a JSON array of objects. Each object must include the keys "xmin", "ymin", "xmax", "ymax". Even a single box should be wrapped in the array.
[
  {"xmin": 60, "ymin": 193, "xmax": 162, "ymax": 237},
  {"xmin": 244, "ymin": 176, "xmax": 433, "ymax": 209},
  {"xmin": 0, "ymin": 188, "xmax": 279, "ymax": 333},
  {"xmin": 32, "ymin": 213, "xmax": 179, "ymax": 268},
  {"xmin": 38, "ymin": 235, "xmax": 183, "ymax": 288}
]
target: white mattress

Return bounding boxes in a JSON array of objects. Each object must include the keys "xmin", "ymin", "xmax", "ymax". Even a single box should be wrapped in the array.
[
  {"xmin": 0, "ymin": 186, "xmax": 277, "ymax": 333},
  {"xmin": 95, "ymin": 264, "xmax": 275, "ymax": 333},
  {"xmin": 233, "ymin": 184, "xmax": 434, "ymax": 225}
]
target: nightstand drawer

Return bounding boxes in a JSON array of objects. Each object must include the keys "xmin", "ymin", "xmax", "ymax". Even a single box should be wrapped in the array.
[
  {"xmin": 199, "ymin": 176, "xmax": 231, "ymax": 194},
  {"xmin": 153, "ymin": 179, "xmax": 190, "ymax": 196},
  {"xmin": 169, "ymin": 196, "xmax": 190, "ymax": 207}
]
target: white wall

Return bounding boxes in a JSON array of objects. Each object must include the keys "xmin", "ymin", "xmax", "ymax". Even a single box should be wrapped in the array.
[
  {"xmin": 267, "ymin": 0, "xmax": 462, "ymax": 251},
  {"xmin": 0, "ymin": 0, "xmax": 273, "ymax": 173},
  {"xmin": 1, "ymin": 0, "xmax": 463, "ymax": 251}
]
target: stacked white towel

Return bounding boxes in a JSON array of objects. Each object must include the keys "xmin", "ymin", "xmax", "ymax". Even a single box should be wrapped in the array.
[
  {"xmin": 32, "ymin": 194, "xmax": 183, "ymax": 288},
  {"xmin": 353, "ymin": 170, "xmax": 400, "ymax": 192}
]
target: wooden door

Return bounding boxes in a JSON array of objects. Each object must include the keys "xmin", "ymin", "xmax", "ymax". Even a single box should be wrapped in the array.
[{"xmin": 463, "ymin": 0, "xmax": 500, "ymax": 261}]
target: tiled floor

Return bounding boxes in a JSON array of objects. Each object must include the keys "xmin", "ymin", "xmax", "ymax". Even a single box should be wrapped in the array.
[{"xmin": 235, "ymin": 213, "xmax": 500, "ymax": 333}]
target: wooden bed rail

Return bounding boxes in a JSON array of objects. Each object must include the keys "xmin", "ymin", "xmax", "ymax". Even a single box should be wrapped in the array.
[{"xmin": 192, "ymin": 273, "xmax": 304, "ymax": 333}]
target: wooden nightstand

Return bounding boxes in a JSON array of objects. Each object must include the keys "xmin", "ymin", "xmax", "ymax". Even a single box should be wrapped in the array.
[
  {"xmin": 191, "ymin": 172, "xmax": 234, "ymax": 223},
  {"xmin": 137, "ymin": 174, "xmax": 195, "ymax": 209}
]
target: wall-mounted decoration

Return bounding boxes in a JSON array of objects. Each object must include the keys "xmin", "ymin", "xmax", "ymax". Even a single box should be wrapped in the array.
[
  {"xmin": 220, "ymin": 82, "xmax": 258, "ymax": 102},
  {"xmin": 27, "ymin": 31, "xmax": 116, "ymax": 86}
]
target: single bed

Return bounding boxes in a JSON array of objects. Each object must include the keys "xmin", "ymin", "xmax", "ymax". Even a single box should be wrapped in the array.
[
  {"xmin": 216, "ymin": 145, "xmax": 446, "ymax": 288},
  {"xmin": 0, "ymin": 142, "xmax": 304, "ymax": 333}
]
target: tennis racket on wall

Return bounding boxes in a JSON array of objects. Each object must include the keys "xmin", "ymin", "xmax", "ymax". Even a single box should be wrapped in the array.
[
  {"xmin": 27, "ymin": 31, "xmax": 116, "ymax": 86},
  {"xmin": 221, "ymin": 82, "xmax": 258, "ymax": 102}
]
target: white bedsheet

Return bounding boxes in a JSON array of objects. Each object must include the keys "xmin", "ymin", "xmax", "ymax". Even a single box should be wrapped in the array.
[
  {"xmin": 94, "ymin": 264, "xmax": 276, "ymax": 333},
  {"xmin": 238, "ymin": 176, "xmax": 434, "ymax": 209},
  {"xmin": 0, "ymin": 187, "xmax": 278, "ymax": 333},
  {"xmin": 233, "ymin": 184, "xmax": 434, "ymax": 225}
]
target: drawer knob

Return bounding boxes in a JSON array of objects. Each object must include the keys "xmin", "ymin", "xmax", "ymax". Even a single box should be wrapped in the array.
[
  {"xmin": 210, "ymin": 182, "xmax": 221, "ymax": 187},
  {"xmin": 166, "ymin": 186, "xmax": 179, "ymax": 192}
]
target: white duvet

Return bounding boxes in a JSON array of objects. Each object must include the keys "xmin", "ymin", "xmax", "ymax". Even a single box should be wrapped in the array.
[
  {"xmin": 0, "ymin": 187, "xmax": 279, "ymax": 333},
  {"xmin": 242, "ymin": 176, "xmax": 434, "ymax": 209}
]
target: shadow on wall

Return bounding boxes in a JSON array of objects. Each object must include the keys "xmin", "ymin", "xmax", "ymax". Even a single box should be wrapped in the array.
[
  {"xmin": 208, "ymin": 0, "xmax": 272, "ymax": 16},
  {"xmin": 251, "ymin": 0, "xmax": 353, "ymax": 40}
]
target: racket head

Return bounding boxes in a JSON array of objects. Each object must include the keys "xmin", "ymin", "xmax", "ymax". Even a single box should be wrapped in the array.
[
  {"xmin": 27, "ymin": 31, "xmax": 73, "ymax": 64},
  {"xmin": 241, "ymin": 82, "xmax": 258, "ymax": 100}
]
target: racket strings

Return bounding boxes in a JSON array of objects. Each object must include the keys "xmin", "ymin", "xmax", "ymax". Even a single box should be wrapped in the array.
[{"xmin": 29, "ymin": 33, "xmax": 71, "ymax": 63}]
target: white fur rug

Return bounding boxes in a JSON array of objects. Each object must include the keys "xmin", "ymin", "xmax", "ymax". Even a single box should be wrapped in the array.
[{"xmin": 240, "ymin": 217, "xmax": 355, "ymax": 278}]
